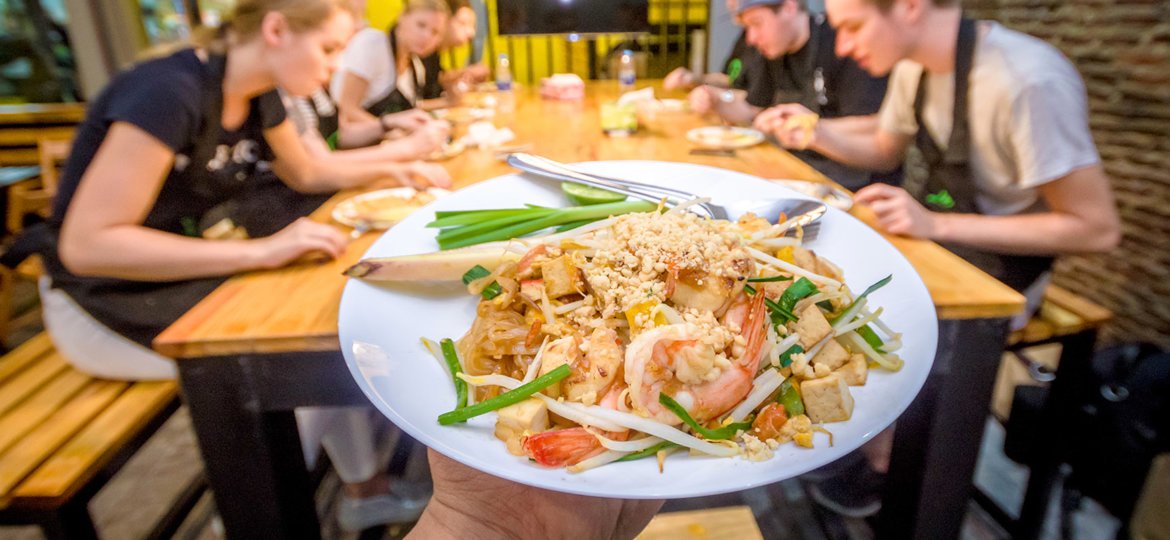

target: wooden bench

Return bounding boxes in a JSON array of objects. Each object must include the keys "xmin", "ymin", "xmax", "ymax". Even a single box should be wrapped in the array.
[
  {"xmin": 0, "ymin": 333, "xmax": 203, "ymax": 539},
  {"xmin": 977, "ymin": 285, "xmax": 1113, "ymax": 538}
]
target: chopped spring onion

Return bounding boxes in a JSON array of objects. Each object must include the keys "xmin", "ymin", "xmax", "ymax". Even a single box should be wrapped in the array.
[
  {"xmin": 778, "ymin": 344, "xmax": 804, "ymax": 368},
  {"xmin": 614, "ymin": 441, "xmax": 680, "ymax": 462},
  {"xmin": 462, "ymin": 265, "xmax": 502, "ymax": 300},
  {"xmin": 428, "ymin": 200, "xmax": 657, "ymax": 250},
  {"xmin": 546, "ymin": 400, "xmax": 740, "ymax": 457},
  {"xmin": 777, "ymin": 277, "xmax": 818, "ymax": 319},
  {"xmin": 778, "ymin": 378, "xmax": 804, "ymax": 416},
  {"xmin": 439, "ymin": 338, "xmax": 468, "ymax": 411},
  {"xmin": 747, "ymin": 275, "xmax": 793, "ymax": 283},
  {"xmin": 658, "ymin": 393, "xmax": 753, "ymax": 440},
  {"xmin": 437, "ymin": 364, "xmax": 571, "ymax": 425},
  {"xmin": 743, "ymin": 284, "xmax": 797, "ymax": 324}
]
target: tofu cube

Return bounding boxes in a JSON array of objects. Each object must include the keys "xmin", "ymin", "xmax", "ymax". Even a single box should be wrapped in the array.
[
  {"xmin": 494, "ymin": 398, "xmax": 549, "ymax": 456},
  {"xmin": 793, "ymin": 304, "xmax": 833, "ymax": 349},
  {"xmin": 836, "ymin": 353, "xmax": 868, "ymax": 386},
  {"xmin": 812, "ymin": 338, "xmax": 851, "ymax": 371},
  {"xmin": 801, "ymin": 374, "xmax": 854, "ymax": 423},
  {"xmin": 792, "ymin": 246, "xmax": 818, "ymax": 273},
  {"xmin": 538, "ymin": 255, "xmax": 581, "ymax": 298}
]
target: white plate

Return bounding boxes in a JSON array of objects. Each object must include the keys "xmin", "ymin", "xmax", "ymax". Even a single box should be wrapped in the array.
[
  {"xmin": 431, "ymin": 107, "xmax": 494, "ymax": 124},
  {"xmin": 339, "ymin": 161, "xmax": 937, "ymax": 499},
  {"xmin": 332, "ymin": 187, "xmax": 450, "ymax": 229},
  {"xmin": 770, "ymin": 179, "xmax": 855, "ymax": 211},
  {"xmin": 686, "ymin": 126, "xmax": 766, "ymax": 149}
]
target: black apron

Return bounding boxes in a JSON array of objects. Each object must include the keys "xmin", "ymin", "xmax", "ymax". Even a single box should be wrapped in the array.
[
  {"xmin": 43, "ymin": 52, "xmax": 241, "ymax": 348},
  {"xmin": 365, "ymin": 26, "xmax": 427, "ymax": 116},
  {"xmin": 912, "ymin": 18, "xmax": 1053, "ymax": 293}
]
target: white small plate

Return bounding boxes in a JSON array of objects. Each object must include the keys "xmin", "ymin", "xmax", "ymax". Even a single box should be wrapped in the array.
[
  {"xmin": 686, "ymin": 126, "xmax": 766, "ymax": 149},
  {"xmin": 339, "ymin": 161, "xmax": 937, "ymax": 499},
  {"xmin": 431, "ymin": 107, "xmax": 494, "ymax": 124},
  {"xmin": 332, "ymin": 187, "xmax": 450, "ymax": 229},
  {"xmin": 770, "ymin": 179, "xmax": 855, "ymax": 211}
]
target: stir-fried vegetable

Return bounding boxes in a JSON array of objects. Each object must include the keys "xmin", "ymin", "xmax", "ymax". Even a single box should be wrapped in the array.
[
  {"xmin": 439, "ymin": 338, "xmax": 468, "ymax": 411},
  {"xmin": 428, "ymin": 200, "xmax": 657, "ymax": 250},
  {"xmin": 832, "ymin": 275, "xmax": 892, "ymax": 351},
  {"xmin": 747, "ymin": 275, "xmax": 793, "ymax": 283},
  {"xmin": 438, "ymin": 364, "xmax": 571, "ymax": 425},
  {"xmin": 614, "ymin": 441, "xmax": 680, "ymax": 462},
  {"xmin": 658, "ymin": 393, "xmax": 753, "ymax": 440},
  {"xmin": 777, "ymin": 379, "xmax": 804, "ymax": 416},
  {"xmin": 778, "ymin": 344, "xmax": 804, "ymax": 368},
  {"xmin": 776, "ymin": 277, "xmax": 818, "ymax": 320},
  {"xmin": 461, "ymin": 265, "xmax": 502, "ymax": 300}
]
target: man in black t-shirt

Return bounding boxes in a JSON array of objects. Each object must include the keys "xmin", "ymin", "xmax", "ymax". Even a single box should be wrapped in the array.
[{"xmin": 691, "ymin": 0, "xmax": 893, "ymax": 189}]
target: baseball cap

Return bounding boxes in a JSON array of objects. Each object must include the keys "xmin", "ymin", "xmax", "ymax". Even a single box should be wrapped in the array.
[{"xmin": 736, "ymin": 0, "xmax": 783, "ymax": 14}]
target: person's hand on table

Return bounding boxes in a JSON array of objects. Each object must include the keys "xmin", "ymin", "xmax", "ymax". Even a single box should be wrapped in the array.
[
  {"xmin": 408, "ymin": 449, "xmax": 663, "ymax": 540},
  {"xmin": 753, "ymin": 103, "xmax": 820, "ymax": 150},
  {"xmin": 400, "ymin": 120, "xmax": 451, "ymax": 158},
  {"xmin": 253, "ymin": 217, "xmax": 347, "ymax": 268},
  {"xmin": 388, "ymin": 161, "xmax": 452, "ymax": 190},
  {"xmin": 664, "ymin": 67, "xmax": 698, "ymax": 91},
  {"xmin": 854, "ymin": 183, "xmax": 940, "ymax": 239},
  {"xmin": 687, "ymin": 85, "xmax": 717, "ymax": 115},
  {"xmin": 381, "ymin": 109, "xmax": 432, "ymax": 133}
]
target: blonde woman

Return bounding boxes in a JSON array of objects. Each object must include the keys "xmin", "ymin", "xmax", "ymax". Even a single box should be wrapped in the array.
[
  {"xmin": 332, "ymin": 0, "xmax": 450, "ymax": 142},
  {"xmin": 42, "ymin": 0, "xmax": 428, "ymax": 530}
]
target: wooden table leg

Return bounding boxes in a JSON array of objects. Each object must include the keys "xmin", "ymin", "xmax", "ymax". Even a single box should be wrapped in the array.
[{"xmin": 878, "ymin": 317, "xmax": 1011, "ymax": 540}]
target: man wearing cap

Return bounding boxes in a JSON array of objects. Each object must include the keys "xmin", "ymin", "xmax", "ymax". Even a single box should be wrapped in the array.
[{"xmin": 690, "ymin": 0, "xmax": 892, "ymax": 190}]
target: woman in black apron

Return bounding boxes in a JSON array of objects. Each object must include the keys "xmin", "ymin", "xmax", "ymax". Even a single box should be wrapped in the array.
[{"xmin": 333, "ymin": 0, "xmax": 450, "ymax": 142}]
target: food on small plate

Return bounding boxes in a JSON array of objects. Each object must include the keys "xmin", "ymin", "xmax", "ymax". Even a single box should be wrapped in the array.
[
  {"xmin": 427, "ymin": 140, "xmax": 466, "ymax": 161},
  {"xmin": 332, "ymin": 187, "xmax": 449, "ymax": 229},
  {"xmin": 686, "ymin": 126, "xmax": 765, "ymax": 149},
  {"xmin": 431, "ymin": 107, "xmax": 493, "ymax": 124}
]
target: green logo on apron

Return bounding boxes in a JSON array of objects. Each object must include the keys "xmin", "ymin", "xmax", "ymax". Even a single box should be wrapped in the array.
[
  {"xmin": 727, "ymin": 58, "xmax": 743, "ymax": 85},
  {"xmin": 181, "ymin": 216, "xmax": 199, "ymax": 237},
  {"xmin": 925, "ymin": 190, "xmax": 955, "ymax": 210}
]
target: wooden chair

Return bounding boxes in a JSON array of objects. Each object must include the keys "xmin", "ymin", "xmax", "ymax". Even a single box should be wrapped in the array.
[
  {"xmin": 0, "ymin": 333, "xmax": 205, "ymax": 539},
  {"xmin": 637, "ymin": 506, "xmax": 763, "ymax": 539}
]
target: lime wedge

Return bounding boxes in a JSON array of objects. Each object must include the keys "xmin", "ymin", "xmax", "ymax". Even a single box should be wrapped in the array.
[{"xmin": 561, "ymin": 182, "xmax": 627, "ymax": 206}]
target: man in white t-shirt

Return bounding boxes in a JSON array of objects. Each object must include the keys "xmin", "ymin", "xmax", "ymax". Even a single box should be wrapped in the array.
[
  {"xmin": 753, "ymin": 0, "xmax": 1121, "ymax": 519},
  {"xmin": 756, "ymin": 0, "xmax": 1119, "ymax": 300}
]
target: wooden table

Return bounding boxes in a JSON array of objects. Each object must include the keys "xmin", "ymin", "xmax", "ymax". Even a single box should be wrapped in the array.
[{"xmin": 156, "ymin": 82, "xmax": 1024, "ymax": 539}]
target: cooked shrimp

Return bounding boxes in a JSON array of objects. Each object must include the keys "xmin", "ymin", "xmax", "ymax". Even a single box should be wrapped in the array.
[
  {"xmin": 522, "ymin": 384, "xmax": 630, "ymax": 466},
  {"xmin": 666, "ymin": 256, "xmax": 753, "ymax": 315},
  {"xmin": 565, "ymin": 327, "xmax": 624, "ymax": 406},
  {"xmin": 624, "ymin": 292, "xmax": 769, "ymax": 426}
]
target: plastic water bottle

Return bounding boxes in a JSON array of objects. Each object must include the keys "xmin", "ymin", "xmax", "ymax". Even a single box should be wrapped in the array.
[
  {"xmin": 496, "ymin": 54, "xmax": 512, "ymax": 91},
  {"xmin": 618, "ymin": 49, "xmax": 635, "ymax": 93}
]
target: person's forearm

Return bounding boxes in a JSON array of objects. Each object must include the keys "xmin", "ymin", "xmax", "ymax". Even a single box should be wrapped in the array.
[
  {"xmin": 337, "ymin": 114, "xmax": 385, "ymax": 149},
  {"xmin": 825, "ymin": 114, "xmax": 879, "ymax": 136},
  {"xmin": 810, "ymin": 120, "xmax": 902, "ymax": 171},
  {"xmin": 700, "ymin": 72, "xmax": 731, "ymax": 88},
  {"xmin": 60, "ymin": 226, "xmax": 265, "ymax": 281},
  {"xmin": 293, "ymin": 156, "xmax": 400, "ymax": 192},
  {"xmin": 714, "ymin": 100, "xmax": 762, "ymax": 126},
  {"xmin": 932, "ymin": 211, "xmax": 1119, "ymax": 255}
]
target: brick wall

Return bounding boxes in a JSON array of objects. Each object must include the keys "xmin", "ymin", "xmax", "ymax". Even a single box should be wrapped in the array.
[{"xmin": 964, "ymin": 0, "xmax": 1170, "ymax": 350}]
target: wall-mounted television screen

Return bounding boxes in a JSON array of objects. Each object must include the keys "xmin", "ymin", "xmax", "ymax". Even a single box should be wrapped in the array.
[{"xmin": 496, "ymin": 0, "xmax": 651, "ymax": 36}]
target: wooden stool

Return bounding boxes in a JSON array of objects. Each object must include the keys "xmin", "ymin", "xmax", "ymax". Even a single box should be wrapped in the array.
[{"xmin": 638, "ymin": 506, "xmax": 763, "ymax": 540}]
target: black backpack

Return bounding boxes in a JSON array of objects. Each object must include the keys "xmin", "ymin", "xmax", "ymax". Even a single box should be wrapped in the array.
[{"xmin": 1006, "ymin": 342, "xmax": 1170, "ymax": 522}]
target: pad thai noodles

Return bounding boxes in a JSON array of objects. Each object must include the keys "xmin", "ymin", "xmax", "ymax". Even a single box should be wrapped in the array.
[{"xmin": 422, "ymin": 205, "xmax": 903, "ymax": 472}]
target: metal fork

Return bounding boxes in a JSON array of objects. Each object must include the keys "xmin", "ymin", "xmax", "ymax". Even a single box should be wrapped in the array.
[{"xmin": 506, "ymin": 153, "xmax": 827, "ymax": 239}]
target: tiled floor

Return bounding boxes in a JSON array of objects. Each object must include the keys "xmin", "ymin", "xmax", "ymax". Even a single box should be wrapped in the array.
[{"xmin": 0, "ymin": 290, "xmax": 1125, "ymax": 540}]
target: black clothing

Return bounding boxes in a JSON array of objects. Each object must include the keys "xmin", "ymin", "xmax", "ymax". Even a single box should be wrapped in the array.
[
  {"xmin": 912, "ymin": 18, "xmax": 1052, "ymax": 293},
  {"xmin": 46, "ymin": 49, "xmax": 285, "ymax": 346},
  {"xmin": 748, "ymin": 15, "xmax": 892, "ymax": 190}
]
